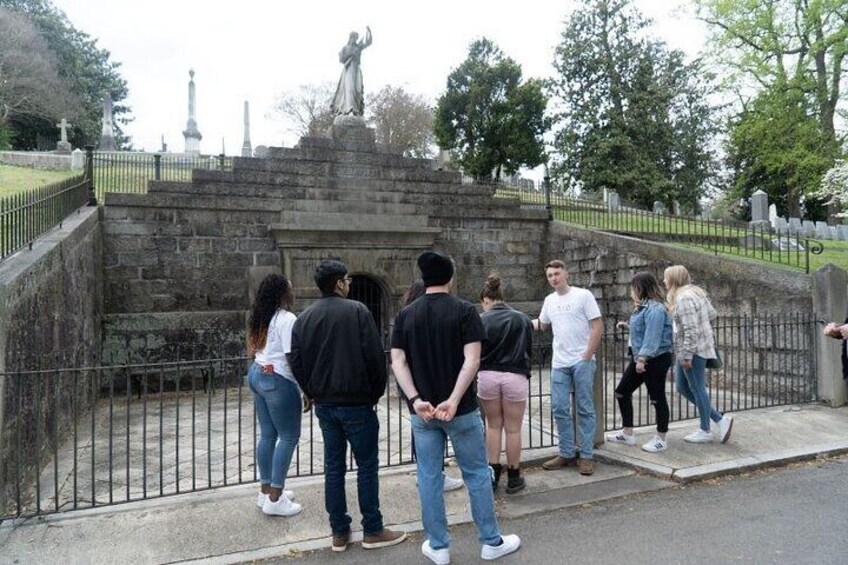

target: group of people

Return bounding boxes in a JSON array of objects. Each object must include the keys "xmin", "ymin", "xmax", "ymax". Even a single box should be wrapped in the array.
[
  {"xmin": 244, "ymin": 252, "xmax": 736, "ymax": 563},
  {"xmin": 606, "ymin": 265, "xmax": 734, "ymax": 451}
]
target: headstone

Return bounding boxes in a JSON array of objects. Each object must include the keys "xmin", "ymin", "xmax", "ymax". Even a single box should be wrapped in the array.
[
  {"xmin": 774, "ymin": 216, "xmax": 788, "ymax": 230},
  {"xmin": 815, "ymin": 221, "xmax": 831, "ymax": 239},
  {"xmin": 607, "ymin": 191, "xmax": 620, "ymax": 212},
  {"xmin": 99, "ymin": 94, "xmax": 116, "ymax": 151},
  {"xmin": 160, "ymin": 135, "xmax": 168, "ymax": 153},
  {"xmin": 838, "ymin": 225, "xmax": 848, "ymax": 241},
  {"xmin": 673, "ymin": 200, "xmax": 681, "ymax": 216},
  {"xmin": 749, "ymin": 189, "xmax": 770, "ymax": 229},
  {"xmin": 828, "ymin": 226, "xmax": 839, "ymax": 240},
  {"xmin": 241, "ymin": 101, "xmax": 252, "ymax": 158},
  {"xmin": 653, "ymin": 201, "xmax": 666, "ymax": 214},
  {"xmin": 602, "ymin": 187, "xmax": 609, "ymax": 204},
  {"xmin": 743, "ymin": 235, "xmax": 805, "ymax": 251},
  {"xmin": 71, "ymin": 148, "xmax": 85, "ymax": 170},
  {"xmin": 768, "ymin": 203, "xmax": 778, "ymax": 227},
  {"xmin": 254, "ymin": 145, "xmax": 269, "ymax": 158},
  {"xmin": 183, "ymin": 69, "xmax": 203, "ymax": 155},
  {"xmin": 801, "ymin": 220, "xmax": 816, "ymax": 237},
  {"xmin": 55, "ymin": 118, "xmax": 72, "ymax": 153}
]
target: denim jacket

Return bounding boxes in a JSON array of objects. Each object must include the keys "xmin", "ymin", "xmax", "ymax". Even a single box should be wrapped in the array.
[{"xmin": 629, "ymin": 299, "xmax": 673, "ymax": 360}]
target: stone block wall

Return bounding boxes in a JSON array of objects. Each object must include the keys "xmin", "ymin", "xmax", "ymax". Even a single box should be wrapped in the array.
[
  {"xmin": 0, "ymin": 151, "xmax": 72, "ymax": 170},
  {"xmin": 0, "ymin": 206, "xmax": 102, "ymax": 512}
]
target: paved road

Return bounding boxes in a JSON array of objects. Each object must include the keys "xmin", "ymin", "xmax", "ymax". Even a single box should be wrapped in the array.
[{"xmin": 263, "ymin": 457, "xmax": 847, "ymax": 564}]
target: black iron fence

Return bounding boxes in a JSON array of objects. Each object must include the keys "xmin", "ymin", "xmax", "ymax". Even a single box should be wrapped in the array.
[
  {"xmin": 92, "ymin": 151, "xmax": 233, "ymax": 203},
  {"xmin": 491, "ymin": 183, "xmax": 825, "ymax": 273},
  {"xmin": 0, "ymin": 174, "xmax": 91, "ymax": 262},
  {"xmin": 0, "ymin": 314, "xmax": 818, "ymax": 520}
]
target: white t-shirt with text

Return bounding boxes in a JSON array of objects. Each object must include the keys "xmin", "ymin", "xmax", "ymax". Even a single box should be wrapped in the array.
[{"xmin": 539, "ymin": 286, "xmax": 602, "ymax": 368}]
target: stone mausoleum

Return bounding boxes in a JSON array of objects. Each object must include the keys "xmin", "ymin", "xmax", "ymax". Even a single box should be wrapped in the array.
[{"xmin": 101, "ymin": 124, "xmax": 550, "ymax": 362}]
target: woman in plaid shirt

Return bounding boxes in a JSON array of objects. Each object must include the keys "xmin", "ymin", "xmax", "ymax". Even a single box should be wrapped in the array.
[{"xmin": 664, "ymin": 265, "xmax": 734, "ymax": 444}]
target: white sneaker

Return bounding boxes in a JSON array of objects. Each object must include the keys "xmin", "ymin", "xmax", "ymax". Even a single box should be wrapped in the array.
[
  {"xmin": 443, "ymin": 475, "xmax": 464, "ymax": 492},
  {"xmin": 641, "ymin": 435, "xmax": 668, "ymax": 453},
  {"xmin": 684, "ymin": 429, "xmax": 714, "ymax": 443},
  {"xmin": 256, "ymin": 490, "xmax": 295, "ymax": 508},
  {"xmin": 606, "ymin": 430, "xmax": 636, "ymax": 445},
  {"xmin": 422, "ymin": 540, "xmax": 450, "ymax": 565},
  {"xmin": 717, "ymin": 415, "xmax": 734, "ymax": 444},
  {"xmin": 262, "ymin": 494, "xmax": 302, "ymax": 517},
  {"xmin": 481, "ymin": 534, "xmax": 521, "ymax": 560}
]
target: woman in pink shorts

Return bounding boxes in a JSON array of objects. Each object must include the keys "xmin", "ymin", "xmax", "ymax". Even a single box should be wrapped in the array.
[{"xmin": 478, "ymin": 274, "xmax": 534, "ymax": 494}]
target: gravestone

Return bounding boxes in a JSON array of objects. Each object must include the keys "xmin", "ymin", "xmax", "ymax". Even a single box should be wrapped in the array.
[
  {"xmin": 815, "ymin": 221, "xmax": 831, "ymax": 240},
  {"xmin": 71, "ymin": 148, "xmax": 85, "ymax": 170},
  {"xmin": 254, "ymin": 145, "xmax": 269, "ymax": 158},
  {"xmin": 607, "ymin": 191, "xmax": 620, "ymax": 212},
  {"xmin": 801, "ymin": 220, "xmax": 816, "ymax": 237},
  {"xmin": 838, "ymin": 225, "xmax": 848, "ymax": 241},
  {"xmin": 788, "ymin": 217, "xmax": 802, "ymax": 235},
  {"xmin": 768, "ymin": 204, "xmax": 778, "ymax": 227},
  {"xmin": 99, "ymin": 94, "xmax": 116, "ymax": 151},
  {"xmin": 749, "ymin": 189, "xmax": 770, "ymax": 229},
  {"xmin": 673, "ymin": 200, "xmax": 681, "ymax": 216},
  {"xmin": 55, "ymin": 119, "xmax": 72, "ymax": 153},
  {"xmin": 653, "ymin": 201, "xmax": 666, "ymax": 214}
]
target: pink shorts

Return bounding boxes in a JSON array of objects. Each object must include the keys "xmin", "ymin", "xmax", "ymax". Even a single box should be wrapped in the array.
[{"xmin": 477, "ymin": 370, "xmax": 528, "ymax": 402}]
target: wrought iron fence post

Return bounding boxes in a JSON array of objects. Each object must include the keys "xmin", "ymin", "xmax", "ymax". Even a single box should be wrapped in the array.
[
  {"xmin": 544, "ymin": 165, "xmax": 552, "ymax": 221},
  {"xmin": 154, "ymin": 154, "xmax": 162, "ymax": 181},
  {"xmin": 84, "ymin": 146, "xmax": 96, "ymax": 206}
]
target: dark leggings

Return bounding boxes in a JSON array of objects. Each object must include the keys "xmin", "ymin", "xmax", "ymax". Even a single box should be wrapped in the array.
[{"xmin": 615, "ymin": 351, "xmax": 673, "ymax": 433}]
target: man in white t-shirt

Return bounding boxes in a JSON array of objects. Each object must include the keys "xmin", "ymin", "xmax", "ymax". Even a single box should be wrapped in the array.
[{"xmin": 532, "ymin": 260, "xmax": 602, "ymax": 476}]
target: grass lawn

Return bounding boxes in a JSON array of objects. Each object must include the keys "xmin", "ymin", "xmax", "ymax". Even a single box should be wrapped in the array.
[{"xmin": 0, "ymin": 164, "xmax": 77, "ymax": 198}]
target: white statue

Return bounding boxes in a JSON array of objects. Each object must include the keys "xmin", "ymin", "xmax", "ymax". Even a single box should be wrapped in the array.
[{"xmin": 331, "ymin": 26, "xmax": 372, "ymax": 117}]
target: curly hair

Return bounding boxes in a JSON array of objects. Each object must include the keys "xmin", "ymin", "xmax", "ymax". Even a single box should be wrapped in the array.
[{"xmin": 247, "ymin": 274, "xmax": 293, "ymax": 354}]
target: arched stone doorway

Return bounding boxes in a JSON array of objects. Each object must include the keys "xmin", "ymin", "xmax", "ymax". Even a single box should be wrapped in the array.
[{"xmin": 348, "ymin": 275, "xmax": 387, "ymax": 342}]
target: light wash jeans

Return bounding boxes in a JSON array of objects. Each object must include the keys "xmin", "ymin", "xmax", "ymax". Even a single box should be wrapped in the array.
[
  {"xmin": 247, "ymin": 363, "xmax": 301, "ymax": 489},
  {"xmin": 411, "ymin": 409, "xmax": 501, "ymax": 550},
  {"xmin": 675, "ymin": 355, "xmax": 722, "ymax": 431},
  {"xmin": 551, "ymin": 360, "xmax": 597, "ymax": 459}
]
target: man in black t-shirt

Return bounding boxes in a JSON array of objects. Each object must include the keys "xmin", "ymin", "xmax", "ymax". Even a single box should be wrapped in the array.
[{"xmin": 391, "ymin": 251, "xmax": 521, "ymax": 564}]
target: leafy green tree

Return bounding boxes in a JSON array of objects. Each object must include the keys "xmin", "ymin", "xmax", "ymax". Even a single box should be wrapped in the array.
[
  {"xmin": 549, "ymin": 0, "xmax": 717, "ymax": 211},
  {"xmin": 695, "ymin": 0, "xmax": 847, "ymax": 218},
  {"xmin": 726, "ymin": 84, "xmax": 833, "ymax": 218},
  {"xmin": 0, "ymin": 0, "xmax": 130, "ymax": 149},
  {"xmin": 434, "ymin": 38, "xmax": 549, "ymax": 181},
  {"xmin": 367, "ymin": 85, "xmax": 434, "ymax": 158}
]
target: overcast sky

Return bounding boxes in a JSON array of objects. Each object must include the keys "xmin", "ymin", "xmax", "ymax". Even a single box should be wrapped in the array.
[{"xmin": 50, "ymin": 0, "xmax": 706, "ymax": 160}]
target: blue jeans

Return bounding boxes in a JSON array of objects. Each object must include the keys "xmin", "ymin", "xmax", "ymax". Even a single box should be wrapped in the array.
[
  {"xmin": 412, "ymin": 409, "xmax": 501, "ymax": 550},
  {"xmin": 315, "ymin": 403, "xmax": 382, "ymax": 536},
  {"xmin": 675, "ymin": 355, "xmax": 722, "ymax": 431},
  {"xmin": 551, "ymin": 360, "xmax": 597, "ymax": 459},
  {"xmin": 248, "ymin": 363, "xmax": 302, "ymax": 489}
]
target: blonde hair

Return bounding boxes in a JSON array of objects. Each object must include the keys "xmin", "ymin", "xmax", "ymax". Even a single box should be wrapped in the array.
[{"xmin": 664, "ymin": 265, "xmax": 707, "ymax": 311}]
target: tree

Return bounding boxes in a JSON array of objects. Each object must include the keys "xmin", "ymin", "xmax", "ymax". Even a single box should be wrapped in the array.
[
  {"xmin": 726, "ymin": 83, "xmax": 833, "ymax": 218},
  {"xmin": 813, "ymin": 160, "xmax": 848, "ymax": 218},
  {"xmin": 0, "ymin": 0, "xmax": 130, "ymax": 149},
  {"xmin": 548, "ymin": 0, "xmax": 718, "ymax": 211},
  {"xmin": 695, "ymin": 0, "xmax": 847, "ymax": 218},
  {"xmin": 0, "ymin": 7, "xmax": 79, "ymax": 147},
  {"xmin": 367, "ymin": 85, "xmax": 434, "ymax": 158},
  {"xmin": 272, "ymin": 83, "xmax": 335, "ymax": 138},
  {"xmin": 434, "ymin": 38, "xmax": 549, "ymax": 181}
]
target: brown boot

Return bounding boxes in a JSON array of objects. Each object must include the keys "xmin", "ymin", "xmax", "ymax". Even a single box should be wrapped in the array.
[
  {"xmin": 578, "ymin": 458, "xmax": 595, "ymax": 476},
  {"xmin": 542, "ymin": 455, "xmax": 578, "ymax": 470}
]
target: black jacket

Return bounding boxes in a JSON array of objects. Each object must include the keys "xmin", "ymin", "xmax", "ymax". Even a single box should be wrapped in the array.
[
  {"xmin": 480, "ymin": 303, "xmax": 533, "ymax": 377},
  {"xmin": 288, "ymin": 294, "xmax": 387, "ymax": 406}
]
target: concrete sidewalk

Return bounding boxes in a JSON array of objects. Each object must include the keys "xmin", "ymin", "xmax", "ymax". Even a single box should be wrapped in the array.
[{"xmin": 2, "ymin": 404, "xmax": 846, "ymax": 565}]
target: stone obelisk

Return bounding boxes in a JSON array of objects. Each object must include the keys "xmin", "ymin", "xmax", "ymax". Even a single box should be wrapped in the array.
[
  {"xmin": 99, "ymin": 93, "xmax": 116, "ymax": 151},
  {"xmin": 241, "ymin": 101, "xmax": 252, "ymax": 157},
  {"xmin": 182, "ymin": 69, "xmax": 202, "ymax": 155}
]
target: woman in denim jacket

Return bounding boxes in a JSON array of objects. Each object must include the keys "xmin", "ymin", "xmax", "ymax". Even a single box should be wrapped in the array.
[
  {"xmin": 664, "ymin": 265, "xmax": 733, "ymax": 444},
  {"xmin": 606, "ymin": 272, "xmax": 674, "ymax": 452}
]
